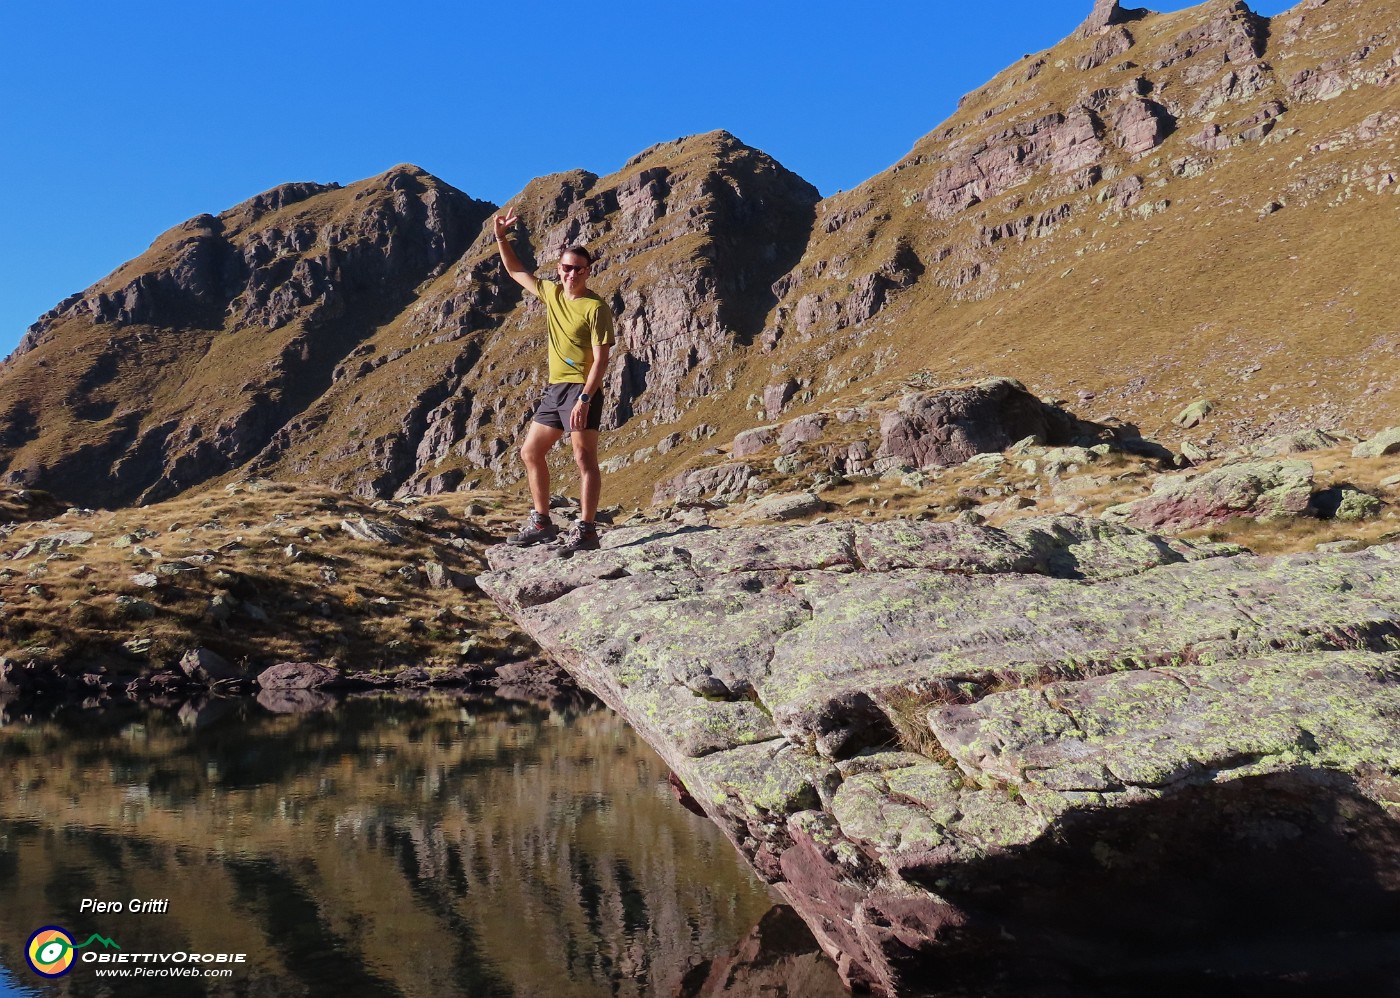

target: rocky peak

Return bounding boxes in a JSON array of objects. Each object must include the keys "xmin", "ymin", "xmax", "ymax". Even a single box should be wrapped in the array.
[
  {"xmin": 355, "ymin": 128, "xmax": 820, "ymax": 496},
  {"xmin": 237, "ymin": 180, "xmax": 341, "ymax": 226},
  {"xmin": 1076, "ymin": 0, "xmax": 1132, "ymax": 38},
  {"xmin": 0, "ymin": 168, "xmax": 498, "ymax": 505}
]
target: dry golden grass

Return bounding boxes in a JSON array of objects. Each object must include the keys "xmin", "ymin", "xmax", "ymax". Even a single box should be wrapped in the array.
[
  {"xmin": 0, "ymin": 481, "xmax": 537, "ymax": 680},
  {"xmin": 1182, "ymin": 516, "xmax": 1396, "ymax": 556},
  {"xmin": 877, "ymin": 684, "xmax": 962, "ymax": 765},
  {"xmin": 690, "ymin": 433, "xmax": 1398, "ymax": 558}
]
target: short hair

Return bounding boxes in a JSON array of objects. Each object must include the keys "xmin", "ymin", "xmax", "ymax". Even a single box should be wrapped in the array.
[{"xmin": 560, "ymin": 245, "xmax": 594, "ymax": 266}]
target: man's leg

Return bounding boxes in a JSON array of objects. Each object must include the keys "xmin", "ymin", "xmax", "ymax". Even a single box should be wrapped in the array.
[
  {"xmin": 521, "ymin": 421, "xmax": 564, "ymax": 514},
  {"xmin": 570, "ymin": 429, "xmax": 601, "ymax": 522}
]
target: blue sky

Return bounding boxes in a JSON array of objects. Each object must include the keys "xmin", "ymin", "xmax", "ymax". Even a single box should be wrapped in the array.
[{"xmin": 0, "ymin": 0, "xmax": 1294, "ymax": 358}]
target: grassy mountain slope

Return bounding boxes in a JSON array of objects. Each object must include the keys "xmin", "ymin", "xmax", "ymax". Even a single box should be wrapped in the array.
[{"xmin": 0, "ymin": 0, "xmax": 1394, "ymax": 512}]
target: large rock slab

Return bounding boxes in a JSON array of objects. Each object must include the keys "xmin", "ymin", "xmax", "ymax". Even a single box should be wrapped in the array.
[{"xmin": 480, "ymin": 517, "xmax": 1400, "ymax": 994}]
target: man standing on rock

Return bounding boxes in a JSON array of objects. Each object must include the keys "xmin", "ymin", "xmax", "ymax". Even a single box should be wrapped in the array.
[{"xmin": 494, "ymin": 210, "xmax": 614, "ymax": 553}]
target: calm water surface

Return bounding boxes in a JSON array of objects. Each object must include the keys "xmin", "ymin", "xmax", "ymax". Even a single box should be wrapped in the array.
[{"xmin": 0, "ymin": 692, "xmax": 848, "ymax": 997}]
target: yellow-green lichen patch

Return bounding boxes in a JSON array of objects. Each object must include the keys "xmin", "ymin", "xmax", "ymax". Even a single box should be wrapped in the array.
[
  {"xmin": 830, "ymin": 769, "xmax": 957, "ymax": 855},
  {"xmin": 684, "ymin": 522, "xmax": 860, "ymax": 576},
  {"xmin": 691, "ymin": 741, "xmax": 840, "ymax": 818},
  {"xmin": 830, "ymin": 760, "xmax": 1063, "ymax": 868},
  {"xmin": 930, "ymin": 653, "xmax": 1400, "ymax": 797}
]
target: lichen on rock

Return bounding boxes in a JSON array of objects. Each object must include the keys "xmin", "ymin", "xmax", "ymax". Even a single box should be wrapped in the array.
[{"xmin": 480, "ymin": 515, "xmax": 1400, "ymax": 994}]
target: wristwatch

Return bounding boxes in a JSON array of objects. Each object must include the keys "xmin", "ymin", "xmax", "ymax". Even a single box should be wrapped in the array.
[{"xmin": 578, "ymin": 392, "xmax": 591, "ymax": 404}]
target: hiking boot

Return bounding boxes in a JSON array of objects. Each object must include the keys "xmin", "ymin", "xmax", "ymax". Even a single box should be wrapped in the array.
[
  {"xmin": 553, "ymin": 519, "xmax": 600, "ymax": 557},
  {"xmin": 506, "ymin": 511, "xmax": 559, "ymax": 546}
]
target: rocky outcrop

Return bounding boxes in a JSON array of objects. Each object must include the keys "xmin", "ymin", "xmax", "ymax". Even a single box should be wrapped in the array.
[
  {"xmin": 665, "ymin": 379, "xmax": 1097, "ymax": 504},
  {"xmin": 921, "ymin": 108, "xmax": 1107, "ymax": 223},
  {"xmin": 0, "ymin": 481, "xmax": 523, "ymax": 689},
  {"xmin": 1108, "ymin": 459, "xmax": 1315, "ymax": 529},
  {"xmin": 1075, "ymin": 0, "xmax": 1131, "ymax": 39},
  {"xmin": 1355, "ymin": 427, "xmax": 1400, "ymax": 458},
  {"xmin": 877, "ymin": 377, "xmax": 1074, "ymax": 472},
  {"xmin": 784, "ymin": 241, "xmax": 925, "ymax": 340},
  {"xmin": 479, "ymin": 520, "xmax": 1400, "ymax": 995},
  {"xmin": 1250, "ymin": 427, "xmax": 1347, "ymax": 456},
  {"xmin": 654, "ymin": 462, "xmax": 758, "ymax": 505}
]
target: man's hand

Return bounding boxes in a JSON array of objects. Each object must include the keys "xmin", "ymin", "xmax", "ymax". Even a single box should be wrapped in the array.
[
  {"xmin": 569, "ymin": 399, "xmax": 589, "ymax": 431},
  {"xmin": 494, "ymin": 211, "xmax": 517, "ymax": 239}
]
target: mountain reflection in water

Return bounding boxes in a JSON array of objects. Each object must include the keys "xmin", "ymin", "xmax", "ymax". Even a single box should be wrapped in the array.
[{"xmin": 0, "ymin": 692, "xmax": 847, "ymax": 997}]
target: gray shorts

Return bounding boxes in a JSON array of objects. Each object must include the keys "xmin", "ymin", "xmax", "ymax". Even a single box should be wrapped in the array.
[{"xmin": 532, "ymin": 382, "xmax": 602, "ymax": 431}]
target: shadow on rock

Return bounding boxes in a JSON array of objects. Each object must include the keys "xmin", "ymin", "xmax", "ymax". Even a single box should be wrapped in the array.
[{"xmin": 888, "ymin": 772, "xmax": 1400, "ymax": 997}]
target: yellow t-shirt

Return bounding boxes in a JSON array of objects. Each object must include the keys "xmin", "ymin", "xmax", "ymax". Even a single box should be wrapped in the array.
[{"xmin": 534, "ymin": 279, "xmax": 616, "ymax": 384}]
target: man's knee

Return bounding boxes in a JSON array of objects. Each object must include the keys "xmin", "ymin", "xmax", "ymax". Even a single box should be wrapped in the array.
[
  {"xmin": 570, "ymin": 433, "xmax": 600, "ymax": 470},
  {"xmin": 522, "ymin": 425, "xmax": 562, "ymax": 465}
]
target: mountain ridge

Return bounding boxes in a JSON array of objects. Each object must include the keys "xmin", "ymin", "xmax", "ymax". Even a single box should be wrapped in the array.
[{"xmin": 2, "ymin": 0, "xmax": 1396, "ymax": 510}]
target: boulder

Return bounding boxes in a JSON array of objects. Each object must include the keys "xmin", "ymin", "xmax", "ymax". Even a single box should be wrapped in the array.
[
  {"xmin": 340, "ymin": 517, "xmax": 407, "ymax": 545},
  {"xmin": 779, "ymin": 414, "xmax": 829, "ymax": 447},
  {"xmin": 1172, "ymin": 398, "xmax": 1215, "ymax": 429},
  {"xmin": 178, "ymin": 647, "xmax": 244, "ymax": 683},
  {"xmin": 256, "ymin": 661, "xmax": 341, "ymax": 690},
  {"xmin": 1354, "ymin": 427, "xmax": 1400, "ymax": 458},
  {"xmin": 654, "ymin": 463, "xmax": 757, "ymax": 505},
  {"xmin": 423, "ymin": 561, "xmax": 470, "ymax": 589},
  {"xmin": 1180, "ymin": 440, "xmax": 1212, "ymax": 465},
  {"xmin": 876, "ymin": 378, "xmax": 1073, "ymax": 472},
  {"xmin": 764, "ymin": 380, "xmax": 800, "ymax": 420},
  {"xmin": 1107, "ymin": 460, "xmax": 1314, "ymax": 530},
  {"xmin": 114, "ymin": 595, "xmax": 157, "ymax": 619},
  {"xmin": 1313, "ymin": 486, "xmax": 1383, "ymax": 521},
  {"xmin": 22, "ymin": 531, "xmax": 95, "ymax": 556},
  {"xmin": 1251, "ymin": 428, "xmax": 1345, "ymax": 456},
  {"xmin": 749, "ymin": 492, "xmax": 825, "ymax": 521},
  {"xmin": 733, "ymin": 425, "xmax": 780, "ymax": 459}
]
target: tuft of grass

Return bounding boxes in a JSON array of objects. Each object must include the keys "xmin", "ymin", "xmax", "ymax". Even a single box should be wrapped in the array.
[{"xmin": 877, "ymin": 683, "xmax": 963, "ymax": 765}]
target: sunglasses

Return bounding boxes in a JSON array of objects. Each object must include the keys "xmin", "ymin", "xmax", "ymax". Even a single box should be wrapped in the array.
[{"xmin": 559, "ymin": 263, "xmax": 588, "ymax": 273}]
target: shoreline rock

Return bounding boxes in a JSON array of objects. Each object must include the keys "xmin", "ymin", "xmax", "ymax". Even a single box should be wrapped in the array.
[{"xmin": 479, "ymin": 516, "xmax": 1400, "ymax": 994}]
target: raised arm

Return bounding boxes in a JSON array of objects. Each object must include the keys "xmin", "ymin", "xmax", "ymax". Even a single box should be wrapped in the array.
[{"xmin": 493, "ymin": 211, "xmax": 539, "ymax": 296}]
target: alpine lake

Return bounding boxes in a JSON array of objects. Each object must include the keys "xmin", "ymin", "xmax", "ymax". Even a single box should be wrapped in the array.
[{"xmin": 0, "ymin": 688, "xmax": 849, "ymax": 997}]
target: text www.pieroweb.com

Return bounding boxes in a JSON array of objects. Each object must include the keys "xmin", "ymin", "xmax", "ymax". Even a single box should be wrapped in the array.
[{"xmin": 94, "ymin": 966, "xmax": 235, "ymax": 979}]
